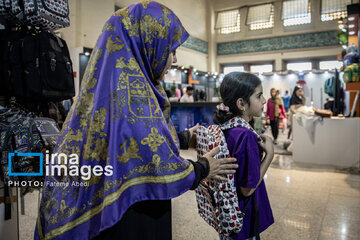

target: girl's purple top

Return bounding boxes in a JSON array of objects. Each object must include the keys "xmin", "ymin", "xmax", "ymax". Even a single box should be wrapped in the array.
[{"xmin": 224, "ymin": 127, "xmax": 274, "ymax": 240}]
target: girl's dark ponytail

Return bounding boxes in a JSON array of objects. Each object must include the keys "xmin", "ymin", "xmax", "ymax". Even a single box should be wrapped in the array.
[
  {"xmin": 213, "ymin": 109, "xmax": 236, "ymax": 125},
  {"xmin": 213, "ymin": 72, "xmax": 261, "ymax": 125}
]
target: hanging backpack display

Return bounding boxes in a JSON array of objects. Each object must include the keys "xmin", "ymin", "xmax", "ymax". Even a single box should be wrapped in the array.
[
  {"xmin": 0, "ymin": 0, "xmax": 23, "ymax": 20},
  {"xmin": 0, "ymin": 0, "xmax": 70, "ymax": 30},
  {"xmin": 195, "ymin": 117, "xmax": 261, "ymax": 237},
  {"xmin": 23, "ymin": 0, "xmax": 70, "ymax": 30}
]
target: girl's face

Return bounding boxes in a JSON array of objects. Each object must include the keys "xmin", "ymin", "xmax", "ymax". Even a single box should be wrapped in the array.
[
  {"xmin": 244, "ymin": 84, "xmax": 266, "ymax": 120},
  {"xmin": 271, "ymin": 89, "xmax": 276, "ymax": 97},
  {"xmin": 296, "ymin": 88, "xmax": 303, "ymax": 97}
]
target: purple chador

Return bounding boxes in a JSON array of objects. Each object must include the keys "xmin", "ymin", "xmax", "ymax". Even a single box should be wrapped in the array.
[{"xmin": 35, "ymin": 1, "xmax": 195, "ymax": 239}]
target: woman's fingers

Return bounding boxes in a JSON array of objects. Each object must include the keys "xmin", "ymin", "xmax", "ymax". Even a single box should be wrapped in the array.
[
  {"xmin": 213, "ymin": 175, "xmax": 228, "ymax": 182},
  {"xmin": 189, "ymin": 123, "xmax": 199, "ymax": 134},
  {"xmin": 218, "ymin": 163, "xmax": 238, "ymax": 170},
  {"xmin": 218, "ymin": 170, "xmax": 236, "ymax": 175},
  {"xmin": 218, "ymin": 158, "xmax": 237, "ymax": 164}
]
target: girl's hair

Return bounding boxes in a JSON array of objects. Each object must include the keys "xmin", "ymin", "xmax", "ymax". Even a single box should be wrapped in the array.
[{"xmin": 213, "ymin": 72, "xmax": 261, "ymax": 124}]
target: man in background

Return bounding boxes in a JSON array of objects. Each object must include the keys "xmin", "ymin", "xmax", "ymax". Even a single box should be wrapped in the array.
[
  {"xmin": 180, "ymin": 86, "xmax": 194, "ymax": 102},
  {"xmin": 282, "ymin": 90, "xmax": 291, "ymax": 112}
]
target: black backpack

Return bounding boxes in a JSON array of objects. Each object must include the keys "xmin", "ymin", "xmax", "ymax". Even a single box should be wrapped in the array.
[
  {"xmin": 23, "ymin": 30, "xmax": 75, "ymax": 101},
  {"xmin": 0, "ymin": 27, "xmax": 75, "ymax": 101},
  {"xmin": 0, "ymin": 27, "xmax": 26, "ymax": 97}
]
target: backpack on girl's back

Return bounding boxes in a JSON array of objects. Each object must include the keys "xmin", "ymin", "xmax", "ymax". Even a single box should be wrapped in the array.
[{"xmin": 195, "ymin": 72, "xmax": 275, "ymax": 240}]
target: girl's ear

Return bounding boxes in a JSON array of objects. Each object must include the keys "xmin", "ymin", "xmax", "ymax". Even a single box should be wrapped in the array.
[{"xmin": 236, "ymin": 98, "xmax": 246, "ymax": 111}]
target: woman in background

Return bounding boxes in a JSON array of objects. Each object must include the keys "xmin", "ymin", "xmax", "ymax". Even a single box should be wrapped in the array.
[
  {"xmin": 266, "ymin": 88, "xmax": 286, "ymax": 144},
  {"xmin": 288, "ymin": 85, "xmax": 306, "ymax": 139}
]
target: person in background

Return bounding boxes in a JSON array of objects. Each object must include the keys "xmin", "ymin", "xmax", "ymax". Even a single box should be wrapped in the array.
[
  {"xmin": 324, "ymin": 97, "xmax": 334, "ymax": 110},
  {"xmin": 266, "ymin": 88, "xmax": 287, "ymax": 144},
  {"xmin": 214, "ymin": 72, "xmax": 275, "ymax": 240},
  {"xmin": 288, "ymin": 85, "xmax": 306, "ymax": 139},
  {"xmin": 180, "ymin": 86, "xmax": 194, "ymax": 102},
  {"xmin": 281, "ymin": 90, "xmax": 291, "ymax": 113},
  {"xmin": 253, "ymin": 116, "xmax": 265, "ymax": 135},
  {"xmin": 276, "ymin": 89, "xmax": 280, "ymax": 97}
]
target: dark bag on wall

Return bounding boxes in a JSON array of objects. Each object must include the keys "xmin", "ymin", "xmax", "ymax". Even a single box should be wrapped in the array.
[
  {"xmin": 1, "ymin": 28, "xmax": 75, "ymax": 101},
  {"xmin": 22, "ymin": 30, "xmax": 41, "ymax": 97},
  {"xmin": 38, "ymin": 31, "xmax": 75, "ymax": 101},
  {"xmin": 0, "ymin": 29, "xmax": 12, "ymax": 96},
  {"xmin": 0, "ymin": 28, "xmax": 26, "ymax": 97},
  {"xmin": 21, "ymin": 30, "xmax": 75, "ymax": 101}
]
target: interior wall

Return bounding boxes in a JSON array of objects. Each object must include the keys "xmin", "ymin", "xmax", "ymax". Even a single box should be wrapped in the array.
[
  {"xmin": 58, "ymin": 0, "xmax": 115, "ymax": 49},
  {"xmin": 59, "ymin": 0, "xmax": 210, "ymax": 74},
  {"xmin": 176, "ymin": 47, "xmax": 208, "ymax": 72},
  {"xmin": 117, "ymin": 0, "xmax": 210, "ymax": 71}
]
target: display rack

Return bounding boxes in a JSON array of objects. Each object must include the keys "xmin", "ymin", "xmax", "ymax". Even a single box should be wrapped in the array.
[{"xmin": 346, "ymin": 82, "xmax": 360, "ymax": 117}]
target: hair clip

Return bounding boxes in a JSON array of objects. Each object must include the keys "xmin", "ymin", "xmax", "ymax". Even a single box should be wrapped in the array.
[{"xmin": 217, "ymin": 103, "xmax": 230, "ymax": 112}]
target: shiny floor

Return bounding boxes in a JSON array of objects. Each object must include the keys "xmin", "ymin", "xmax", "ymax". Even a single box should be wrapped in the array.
[
  {"xmin": 173, "ymin": 151, "xmax": 360, "ymax": 240},
  {"xmin": 18, "ymin": 152, "xmax": 360, "ymax": 240}
]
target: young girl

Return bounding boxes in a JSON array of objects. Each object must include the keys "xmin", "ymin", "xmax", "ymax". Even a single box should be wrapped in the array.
[{"xmin": 214, "ymin": 72, "xmax": 275, "ymax": 240}]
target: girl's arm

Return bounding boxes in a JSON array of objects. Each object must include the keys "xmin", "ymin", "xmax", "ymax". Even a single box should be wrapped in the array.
[
  {"xmin": 240, "ymin": 135, "xmax": 274, "ymax": 197},
  {"xmin": 302, "ymin": 96, "xmax": 306, "ymax": 105},
  {"xmin": 290, "ymin": 104, "xmax": 297, "ymax": 114}
]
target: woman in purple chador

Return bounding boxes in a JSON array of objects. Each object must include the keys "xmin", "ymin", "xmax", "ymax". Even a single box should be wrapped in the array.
[{"xmin": 34, "ymin": 1, "xmax": 237, "ymax": 240}]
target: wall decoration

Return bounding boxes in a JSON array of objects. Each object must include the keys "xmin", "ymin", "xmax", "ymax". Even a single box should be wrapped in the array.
[
  {"xmin": 217, "ymin": 31, "xmax": 339, "ymax": 55},
  {"xmin": 182, "ymin": 36, "xmax": 208, "ymax": 54}
]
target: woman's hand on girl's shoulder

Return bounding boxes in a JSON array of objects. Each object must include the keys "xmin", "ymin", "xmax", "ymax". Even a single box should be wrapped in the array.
[
  {"xmin": 203, "ymin": 147, "xmax": 238, "ymax": 182},
  {"xmin": 259, "ymin": 134, "xmax": 274, "ymax": 156}
]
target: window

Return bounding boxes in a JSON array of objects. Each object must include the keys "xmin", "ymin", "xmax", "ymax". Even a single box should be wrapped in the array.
[
  {"xmin": 223, "ymin": 66, "xmax": 245, "ymax": 74},
  {"xmin": 321, "ymin": 0, "xmax": 351, "ymax": 21},
  {"xmin": 247, "ymin": 4, "xmax": 274, "ymax": 30},
  {"xmin": 250, "ymin": 64, "xmax": 273, "ymax": 73},
  {"xmin": 319, "ymin": 60, "xmax": 343, "ymax": 70},
  {"xmin": 282, "ymin": 0, "xmax": 311, "ymax": 26},
  {"xmin": 287, "ymin": 62, "xmax": 312, "ymax": 71},
  {"xmin": 216, "ymin": 9, "xmax": 241, "ymax": 34}
]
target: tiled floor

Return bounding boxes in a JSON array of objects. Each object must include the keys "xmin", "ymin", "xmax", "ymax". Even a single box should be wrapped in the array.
[
  {"xmin": 172, "ymin": 151, "xmax": 360, "ymax": 240},
  {"xmin": 17, "ymin": 132, "xmax": 360, "ymax": 240}
]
